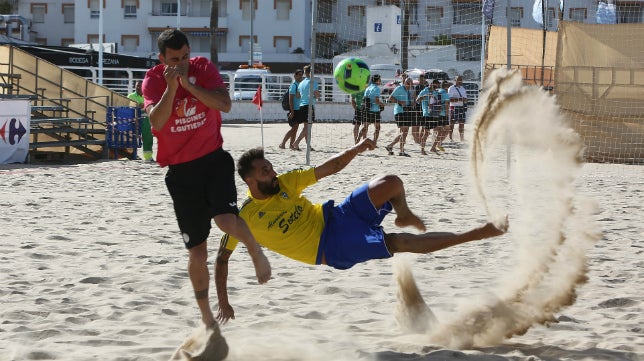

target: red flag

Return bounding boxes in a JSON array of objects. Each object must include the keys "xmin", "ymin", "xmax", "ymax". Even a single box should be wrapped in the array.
[{"xmin": 252, "ymin": 85, "xmax": 263, "ymax": 110}]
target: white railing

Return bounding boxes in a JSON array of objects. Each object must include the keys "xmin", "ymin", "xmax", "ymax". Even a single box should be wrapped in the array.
[{"xmin": 61, "ymin": 66, "xmax": 480, "ymax": 106}]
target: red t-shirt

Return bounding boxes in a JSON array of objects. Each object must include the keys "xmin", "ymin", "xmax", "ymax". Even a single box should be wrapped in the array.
[{"xmin": 143, "ymin": 57, "xmax": 225, "ymax": 167}]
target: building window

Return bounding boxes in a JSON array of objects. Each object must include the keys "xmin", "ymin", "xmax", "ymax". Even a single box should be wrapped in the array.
[
  {"xmin": 406, "ymin": 2, "xmax": 419, "ymax": 25},
  {"xmin": 239, "ymin": 35, "xmax": 258, "ymax": 53},
  {"xmin": 35, "ymin": 37, "xmax": 47, "ymax": 45},
  {"xmin": 61, "ymin": 38, "xmax": 75, "ymax": 47},
  {"xmin": 569, "ymin": 8, "xmax": 587, "ymax": 22},
  {"xmin": 274, "ymin": 36, "xmax": 291, "ymax": 53},
  {"xmin": 62, "ymin": 4, "xmax": 74, "ymax": 24},
  {"xmin": 315, "ymin": 33, "xmax": 335, "ymax": 58},
  {"xmin": 189, "ymin": 37, "xmax": 210, "ymax": 52},
  {"xmin": 455, "ymin": 37, "xmax": 481, "ymax": 61},
  {"xmin": 161, "ymin": 2, "xmax": 178, "ymax": 16},
  {"xmin": 453, "ymin": 3, "xmax": 482, "ymax": 25},
  {"xmin": 426, "ymin": 6, "xmax": 443, "ymax": 26},
  {"xmin": 241, "ymin": 0, "xmax": 257, "ymax": 21},
  {"xmin": 87, "ymin": 34, "xmax": 104, "ymax": 44},
  {"xmin": 89, "ymin": 0, "xmax": 100, "ymax": 18},
  {"xmin": 121, "ymin": 35, "xmax": 139, "ymax": 52},
  {"xmin": 124, "ymin": 0, "xmax": 137, "ymax": 18},
  {"xmin": 617, "ymin": 2, "xmax": 642, "ymax": 23},
  {"xmin": 348, "ymin": 5, "xmax": 365, "ymax": 27},
  {"xmin": 215, "ymin": 36, "xmax": 227, "ymax": 53},
  {"xmin": 545, "ymin": 7, "xmax": 557, "ymax": 28},
  {"xmin": 31, "ymin": 3, "xmax": 47, "ymax": 23},
  {"xmin": 276, "ymin": 0, "xmax": 290, "ymax": 20},
  {"xmin": 506, "ymin": 7, "xmax": 523, "ymax": 26},
  {"xmin": 317, "ymin": 0, "xmax": 335, "ymax": 24}
]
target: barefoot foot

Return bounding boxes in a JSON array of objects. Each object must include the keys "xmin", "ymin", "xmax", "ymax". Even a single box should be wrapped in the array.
[{"xmin": 395, "ymin": 213, "xmax": 426, "ymax": 232}]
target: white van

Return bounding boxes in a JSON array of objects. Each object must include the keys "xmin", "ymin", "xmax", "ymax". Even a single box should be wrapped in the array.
[
  {"xmin": 232, "ymin": 66, "xmax": 272, "ymax": 101},
  {"xmin": 369, "ymin": 64, "xmax": 401, "ymax": 84}
]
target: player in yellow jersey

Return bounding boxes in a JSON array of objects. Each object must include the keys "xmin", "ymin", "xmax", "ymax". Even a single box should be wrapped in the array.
[{"xmin": 214, "ymin": 138, "xmax": 507, "ymax": 324}]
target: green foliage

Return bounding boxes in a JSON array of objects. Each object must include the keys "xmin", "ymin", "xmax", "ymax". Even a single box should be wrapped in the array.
[{"xmin": 433, "ymin": 34, "xmax": 453, "ymax": 45}]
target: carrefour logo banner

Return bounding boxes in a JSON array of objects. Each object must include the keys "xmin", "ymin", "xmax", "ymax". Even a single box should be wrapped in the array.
[{"xmin": 0, "ymin": 99, "xmax": 30, "ymax": 164}]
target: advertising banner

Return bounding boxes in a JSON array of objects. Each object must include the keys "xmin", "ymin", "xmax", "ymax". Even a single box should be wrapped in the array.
[{"xmin": 0, "ymin": 99, "xmax": 30, "ymax": 164}]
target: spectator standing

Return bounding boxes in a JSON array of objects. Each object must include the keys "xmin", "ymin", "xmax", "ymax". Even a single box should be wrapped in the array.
[
  {"xmin": 350, "ymin": 90, "xmax": 365, "ymax": 144},
  {"xmin": 128, "ymin": 80, "xmax": 154, "ymax": 161},
  {"xmin": 292, "ymin": 65, "xmax": 320, "ymax": 151},
  {"xmin": 279, "ymin": 69, "xmax": 304, "ymax": 149},
  {"xmin": 385, "ymin": 78, "xmax": 415, "ymax": 157},
  {"xmin": 359, "ymin": 74, "xmax": 385, "ymax": 146},
  {"xmin": 411, "ymin": 74, "xmax": 426, "ymax": 144},
  {"xmin": 448, "ymin": 76, "xmax": 468, "ymax": 142}
]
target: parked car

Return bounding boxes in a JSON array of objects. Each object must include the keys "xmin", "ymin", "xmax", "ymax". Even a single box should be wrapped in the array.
[{"xmin": 232, "ymin": 67, "xmax": 271, "ymax": 101}]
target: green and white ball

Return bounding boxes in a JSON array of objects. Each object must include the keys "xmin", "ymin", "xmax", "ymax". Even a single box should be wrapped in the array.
[{"xmin": 334, "ymin": 57, "xmax": 370, "ymax": 94}]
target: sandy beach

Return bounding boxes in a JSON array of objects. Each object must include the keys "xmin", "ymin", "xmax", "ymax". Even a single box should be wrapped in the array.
[{"xmin": 0, "ymin": 118, "xmax": 642, "ymax": 360}]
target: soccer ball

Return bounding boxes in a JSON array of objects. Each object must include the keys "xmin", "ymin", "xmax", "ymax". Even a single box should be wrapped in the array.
[{"xmin": 334, "ymin": 57, "xmax": 370, "ymax": 94}]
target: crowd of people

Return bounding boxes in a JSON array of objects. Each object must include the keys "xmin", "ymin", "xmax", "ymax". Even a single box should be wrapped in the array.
[{"xmin": 277, "ymin": 67, "xmax": 470, "ymax": 157}]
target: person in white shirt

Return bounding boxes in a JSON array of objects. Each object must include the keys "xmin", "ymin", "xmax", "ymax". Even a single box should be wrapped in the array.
[{"xmin": 448, "ymin": 76, "xmax": 468, "ymax": 142}]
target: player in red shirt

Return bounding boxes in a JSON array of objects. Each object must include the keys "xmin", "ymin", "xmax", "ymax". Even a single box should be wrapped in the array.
[{"xmin": 143, "ymin": 29, "xmax": 271, "ymax": 332}]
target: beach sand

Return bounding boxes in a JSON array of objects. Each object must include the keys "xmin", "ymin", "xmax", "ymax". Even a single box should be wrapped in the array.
[{"xmin": 0, "ymin": 121, "xmax": 642, "ymax": 361}]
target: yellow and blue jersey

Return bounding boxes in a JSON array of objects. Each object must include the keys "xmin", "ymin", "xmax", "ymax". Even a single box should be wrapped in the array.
[{"xmin": 220, "ymin": 167, "xmax": 325, "ymax": 265}]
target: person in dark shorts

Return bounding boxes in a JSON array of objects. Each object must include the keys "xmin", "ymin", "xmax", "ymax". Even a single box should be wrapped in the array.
[
  {"xmin": 279, "ymin": 69, "xmax": 304, "ymax": 149},
  {"xmin": 143, "ymin": 29, "xmax": 271, "ymax": 331},
  {"xmin": 385, "ymin": 78, "xmax": 415, "ymax": 156},
  {"xmin": 360, "ymin": 74, "xmax": 385, "ymax": 146},
  {"xmin": 351, "ymin": 91, "xmax": 365, "ymax": 144},
  {"xmin": 448, "ymin": 76, "xmax": 468, "ymax": 142},
  {"xmin": 214, "ymin": 138, "xmax": 508, "ymax": 323}
]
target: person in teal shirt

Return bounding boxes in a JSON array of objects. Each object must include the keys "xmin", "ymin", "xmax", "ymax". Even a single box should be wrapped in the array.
[
  {"xmin": 292, "ymin": 65, "xmax": 320, "ymax": 151},
  {"xmin": 127, "ymin": 81, "xmax": 154, "ymax": 161},
  {"xmin": 360, "ymin": 74, "xmax": 385, "ymax": 146},
  {"xmin": 385, "ymin": 78, "xmax": 414, "ymax": 157},
  {"xmin": 279, "ymin": 69, "xmax": 303, "ymax": 150}
]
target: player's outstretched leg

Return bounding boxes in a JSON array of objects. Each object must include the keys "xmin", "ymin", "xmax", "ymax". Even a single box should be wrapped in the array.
[
  {"xmin": 384, "ymin": 220, "xmax": 507, "ymax": 255},
  {"xmin": 367, "ymin": 175, "xmax": 425, "ymax": 232}
]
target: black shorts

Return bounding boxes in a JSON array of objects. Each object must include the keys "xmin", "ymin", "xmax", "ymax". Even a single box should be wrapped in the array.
[
  {"xmin": 451, "ymin": 106, "xmax": 467, "ymax": 124},
  {"xmin": 437, "ymin": 115, "xmax": 449, "ymax": 127},
  {"xmin": 395, "ymin": 113, "xmax": 412, "ymax": 127},
  {"xmin": 421, "ymin": 115, "xmax": 437, "ymax": 130},
  {"xmin": 165, "ymin": 148, "xmax": 238, "ymax": 249},
  {"xmin": 299, "ymin": 105, "xmax": 315, "ymax": 123},
  {"xmin": 353, "ymin": 109, "xmax": 364, "ymax": 125},
  {"xmin": 364, "ymin": 111, "xmax": 381, "ymax": 124}
]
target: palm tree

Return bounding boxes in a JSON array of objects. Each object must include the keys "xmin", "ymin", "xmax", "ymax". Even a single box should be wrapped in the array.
[{"xmin": 209, "ymin": 1, "xmax": 219, "ymax": 64}]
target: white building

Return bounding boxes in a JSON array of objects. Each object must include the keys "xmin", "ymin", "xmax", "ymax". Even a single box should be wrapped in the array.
[{"xmin": 5, "ymin": 0, "xmax": 643, "ymax": 72}]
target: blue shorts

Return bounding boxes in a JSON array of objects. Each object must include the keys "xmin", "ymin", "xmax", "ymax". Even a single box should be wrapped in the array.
[{"xmin": 317, "ymin": 183, "xmax": 393, "ymax": 270}]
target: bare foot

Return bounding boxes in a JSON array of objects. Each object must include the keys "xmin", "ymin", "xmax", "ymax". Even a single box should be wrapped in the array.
[
  {"xmin": 278, "ymin": 144, "xmax": 286, "ymax": 149},
  {"xmin": 290, "ymin": 146, "xmax": 301, "ymax": 151},
  {"xmin": 395, "ymin": 213, "xmax": 426, "ymax": 232},
  {"xmin": 478, "ymin": 217, "xmax": 509, "ymax": 239}
]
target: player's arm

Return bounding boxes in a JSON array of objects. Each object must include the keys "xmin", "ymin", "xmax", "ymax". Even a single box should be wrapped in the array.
[
  {"xmin": 147, "ymin": 67, "xmax": 180, "ymax": 131},
  {"xmin": 183, "ymin": 82, "xmax": 232, "ymax": 113},
  {"xmin": 215, "ymin": 246, "xmax": 235, "ymax": 324},
  {"xmin": 314, "ymin": 138, "xmax": 376, "ymax": 180}
]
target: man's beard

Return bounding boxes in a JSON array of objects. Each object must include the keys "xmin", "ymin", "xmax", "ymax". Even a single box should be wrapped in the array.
[{"xmin": 257, "ymin": 177, "xmax": 280, "ymax": 196}]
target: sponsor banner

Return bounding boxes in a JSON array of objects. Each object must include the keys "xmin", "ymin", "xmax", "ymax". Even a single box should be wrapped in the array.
[{"xmin": 0, "ymin": 100, "xmax": 30, "ymax": 164}]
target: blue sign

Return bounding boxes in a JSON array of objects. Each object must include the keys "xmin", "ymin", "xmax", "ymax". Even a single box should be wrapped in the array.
[
  {"xmin": 374, "ymin": 23, "xmax": 382, "ymax": 32},
  {"xmin": 396, "ymin": 15, "xmax": 401, "ymax": 24}
]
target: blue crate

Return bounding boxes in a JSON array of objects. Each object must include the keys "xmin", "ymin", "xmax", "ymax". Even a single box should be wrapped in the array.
[{"xmin": 106, "ymin": 106, "xmax": 142, "ymax": 159}]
